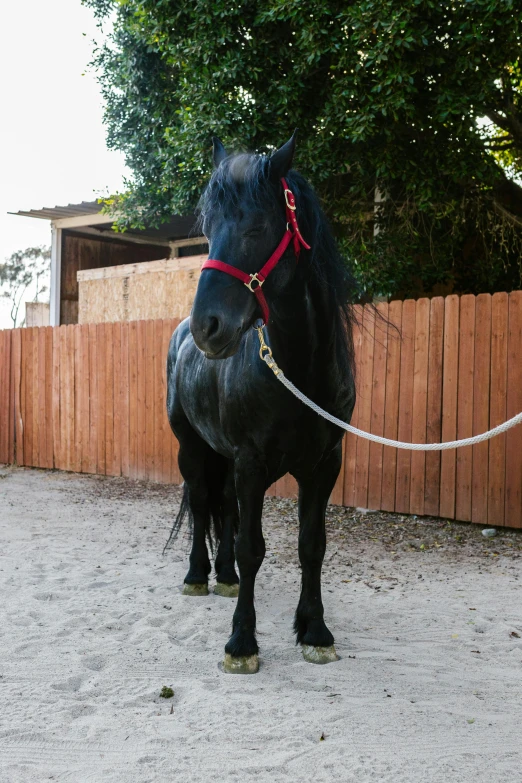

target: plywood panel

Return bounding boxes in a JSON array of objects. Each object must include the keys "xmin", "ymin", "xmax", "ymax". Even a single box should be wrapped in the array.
[
  {"xmin": 455, "ymin": 295, "xmax": 475, "ymax": 521},
  {"xmin": 488, "ymin": 292, "xmax": 508, "ymax": 526},
  {"xmin": 439, "ymin": 295, "xmax": 459, "ymax": 518},
  {"xmin": 78, "ymin": 256, "xmax": 204, "ymax": 324}
]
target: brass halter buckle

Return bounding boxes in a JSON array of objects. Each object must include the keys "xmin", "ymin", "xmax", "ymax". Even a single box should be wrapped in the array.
[
  {"xmin": 284, "ymin": 189, "xmax": 296, "ymax": 210},
  {"xmin": 245, "ymin": 272, "xmax": 264, "ymax": 292}
]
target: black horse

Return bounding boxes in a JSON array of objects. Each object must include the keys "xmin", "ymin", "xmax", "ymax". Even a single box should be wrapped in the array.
[{"xmin": 166, "ymin": 133, "xmax": 356, "ymax": 673}]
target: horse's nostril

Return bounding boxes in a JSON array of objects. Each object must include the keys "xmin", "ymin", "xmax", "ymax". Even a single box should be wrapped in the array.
[{"xmin": 206, "ymin": 316, "xmax": 220, "ymax": 339}]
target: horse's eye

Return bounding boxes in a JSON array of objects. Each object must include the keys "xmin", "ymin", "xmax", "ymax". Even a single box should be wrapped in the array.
[{"xmin": 243, "ymin": 226, "xmax": 264, "ymax": 238}]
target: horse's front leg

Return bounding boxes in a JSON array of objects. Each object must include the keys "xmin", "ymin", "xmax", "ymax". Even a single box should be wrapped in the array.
[
  {"xmin": 294, "ymin": 444, "xmax": 342, "ymax": 664},
  {"xmin": 222, "ymin": 455, "xmax": 266, "ymax": 674}
]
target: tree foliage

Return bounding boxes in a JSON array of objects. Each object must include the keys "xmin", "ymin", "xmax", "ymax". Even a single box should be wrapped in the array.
[
  {"xmin": 85, "ymin": 0, "xmax": 522, "ymax": 297},
  {"xmin": 0, "ymin": 246, "xmax": 51, "ymax": 327}
]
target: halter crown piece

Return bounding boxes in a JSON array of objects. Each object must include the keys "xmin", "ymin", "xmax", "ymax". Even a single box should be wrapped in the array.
[{"xmin": 200, "ymin": 178, "xmax": 311, "ymax": 324}]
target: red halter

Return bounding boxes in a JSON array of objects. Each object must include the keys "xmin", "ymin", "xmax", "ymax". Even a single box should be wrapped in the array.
[{"xmin": 200, "ymin": 178, "xmax": 311, "ymax": 324}]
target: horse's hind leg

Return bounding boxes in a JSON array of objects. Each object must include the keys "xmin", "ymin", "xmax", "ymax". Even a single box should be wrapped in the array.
[
  {"xmin": 214, "ymin": 464, "xmax": 239, "ymax": 598},
  {"xmin": 294, "ymin": 445, "xmax": 342, "ymax": 664},
  {"xmin": 176, "ymin": 422, "xmax": 215, "ymax": 596}
]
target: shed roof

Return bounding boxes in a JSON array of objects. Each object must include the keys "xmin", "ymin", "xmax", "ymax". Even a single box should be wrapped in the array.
[
  {"xmin": 11, "ymin": 201, "xmax": 102, "ymax": 221},
  {"xmin": 10, "ymin": 201, "xmax": 198, "ymax": 243}
]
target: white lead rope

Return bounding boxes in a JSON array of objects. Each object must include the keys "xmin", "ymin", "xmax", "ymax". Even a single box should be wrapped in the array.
[{"xmin": 255, "ymin": 325, "xmax": 522, "ymax": 452}]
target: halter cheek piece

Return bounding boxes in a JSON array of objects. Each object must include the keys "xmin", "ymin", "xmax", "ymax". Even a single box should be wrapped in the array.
[{"xmin": 200, "ymin": 178, "xmax": 311, "ymax": 324}]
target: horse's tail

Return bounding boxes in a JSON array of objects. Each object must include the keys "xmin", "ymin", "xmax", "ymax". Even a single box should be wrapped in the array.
[
  {"xmin": 162, "ymin": 483, "xmax": 190, "ymax": 554},
  {"xmin": 162, "ymin": 455, "xmax": 227, "ymax": 554}
]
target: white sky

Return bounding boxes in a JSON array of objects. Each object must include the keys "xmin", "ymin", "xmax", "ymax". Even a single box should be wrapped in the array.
[{"xmin": 0, "ymin": 0, "xmax": 128, "ymax": 328}]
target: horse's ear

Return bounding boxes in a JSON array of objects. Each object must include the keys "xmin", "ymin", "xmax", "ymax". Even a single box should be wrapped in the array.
[
  {"xmin": 212, "ymin": 136, "xmax": 228, "ymax": 168},
  {"xmin": 269, "ymin": 130, "xmax": 298, "ymax": 180}
]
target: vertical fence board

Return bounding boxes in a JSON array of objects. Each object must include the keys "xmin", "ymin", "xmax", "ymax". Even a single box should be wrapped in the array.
[
  {"xmin": 439, "ymin": 296, "xmax": 460, "ymax": 518},
  {"xmin": 87, "ymin": 324, "xmax": 98, "ymax": 474},
  {"xmin": 8, "ymin": 330, "xmax": 17, "ymax": 465},
  {"xmin": 70, "ymin": 325, "xmax": 80, "ymax": 473},
  {"xmin": 120, "ymin": 322, "xmax": 130, "ymax": 479},
  {"xmin": 505, "ymin": 291, "xmax": 522, "ymax": 529},
  {"xmin": 136, "ymin": 320, "xmax": 147, "ymax": 479},
  {"xmin": 471, "ymin": 295, "xmax": 491, "ymax": 525},
  {"xmin": 381, "ymin": 300, "xmax": 403, "ymax": 512},
  {"xmin": 343, "ymin": 305, "xmax": 363, "ymax": 506},
  {"xmin": 162, "ymin": 319, "xmax": 174, "ymax": 484},
  {"xmin": 455, "ymin": 296, "xmax": 476, "ymax": 521},
  {"xmin": 111, "ymin": 322, "xmax": 122, "ymax": 477},
  {"xmin": 37, "ymin": 327, "xmax": 47, "ymax": 468},
  {"xmin": 128, "ymin": 321, "xmax": 138, "ymax": 479},
  {"xmin": 44, "ymin": 327, "xmax": 54, "ymax": 469},
  {"xmin": 96, "ymin": 323, "xmax": 107, "ymax": 475},
  {"xmin": 367, "ymin": 303, "xmax": 388, "ymax": 510},
  {"xmin": 78, "ymin": 325, "xmax": 89, "ymax": 472},
  {"xmin": 409, "ymin": 298, "xmax": 430, "ymax": 515},
  {"xmin": 51, "ymin": 327, "xmax": 61, "ymax": 469},
  {"xmin": 354, "ymin": 305, "xmax": 375, "ymax": 508},
  {"xmin": 145, "ymin": 320, "xmax": 155, "ymax": 481},
  {"xmin": 424, "ymin": 298, "xmax": 444, "ymax": 516},
  {"xmin": 488, "ymin": 292, "xmax": 508, "ymax": 526},
  {"xmin": 0, "ymin": 331, "xmax": 10, "ymax": 463},
  {"xmin": 395, "ymin": 300, "xmax": 416, "ymax": 513},
  {"xmin": 22, "ymin": 329, "xmax": 33, "ymax": 466},
  {"xmin": 104, "ymin": 325, "xmax": 115, "ymax": 476},
  {"xmin": 168, "ymin": 319, "xmax": 181, "ymax": 485},
  {"xmin": 154, "ymin": 319, "xmax": 165, "ymax": 483}
]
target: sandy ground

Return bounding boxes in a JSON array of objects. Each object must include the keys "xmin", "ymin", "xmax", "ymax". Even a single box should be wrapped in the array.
[{"xmin": 0, "ymin": 466, "xmax": 521, "ymax": 783}]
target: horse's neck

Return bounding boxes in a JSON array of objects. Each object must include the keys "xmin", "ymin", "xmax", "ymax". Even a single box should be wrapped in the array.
[{"xmin": 267, "ymin": 272, "xmax": 337, "ymax": 396}]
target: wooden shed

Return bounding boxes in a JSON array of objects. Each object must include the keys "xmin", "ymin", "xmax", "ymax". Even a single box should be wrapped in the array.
[{"xmin": 11, "ymin": 201, "xmax": 207, "ymax": 326}]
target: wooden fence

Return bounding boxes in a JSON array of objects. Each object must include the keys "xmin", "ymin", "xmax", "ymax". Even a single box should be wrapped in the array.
[{"xmin": 1, "ymin": 292, "xmax": 521, "ymax": 528}]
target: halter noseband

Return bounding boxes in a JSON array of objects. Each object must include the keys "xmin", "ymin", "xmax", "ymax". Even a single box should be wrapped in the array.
[{"xmin": 200, "ymin": 177, "xmax": 311, "ymax": 324}]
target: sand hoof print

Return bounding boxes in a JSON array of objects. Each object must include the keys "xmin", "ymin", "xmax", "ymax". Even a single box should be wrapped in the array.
[
  {"xmin": 213, "ymin": 582, "xmax": 239, "ymax": 598},
  {"xmin": 223, "ymin": 653, "xmax": 259, "ymax": 674},
  {"xmin": 301, "ymin": 644, "xmax": 339, "ymax": 664},
  {"xmin": 182, "ymin": 583, "xmax": 209, "ymax": 597}
]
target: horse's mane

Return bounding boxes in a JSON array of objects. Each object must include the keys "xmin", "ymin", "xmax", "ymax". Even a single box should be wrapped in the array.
[{"xmin": 197, "ymin": 153, "xmax": 357, "ymax": 391}]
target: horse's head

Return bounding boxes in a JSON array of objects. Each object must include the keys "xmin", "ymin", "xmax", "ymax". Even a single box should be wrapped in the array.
[{"xmin": 190, "ymin": 133, "xmax": 300, "ymax": 359}]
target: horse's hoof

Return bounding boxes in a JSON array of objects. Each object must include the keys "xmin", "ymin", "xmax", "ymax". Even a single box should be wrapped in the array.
[
  {"xmin": 301, "ymin": 644, "xmax": 339, "ymax": 664},
  {"xmin": 213, "ymin": 582, "xmax": 239, "ymax": 598},
  {"xmin": 182, "ymin": 583, "xmax": 209, "ymax": 596},
  {"xmin": 222, "ymin": 653, "xmax": 259, "ymax": 674}
]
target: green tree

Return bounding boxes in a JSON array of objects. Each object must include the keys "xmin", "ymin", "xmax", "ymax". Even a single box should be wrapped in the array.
[
  {"xmin": 84, "ymin": 0, "xmax": 522, "ymax": 298},
  {"xmin": 0, "ymin": 246, "xmax": 51, "ymax": 327}
]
